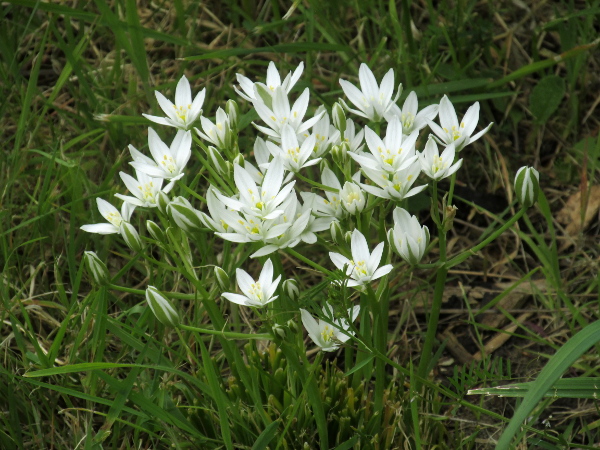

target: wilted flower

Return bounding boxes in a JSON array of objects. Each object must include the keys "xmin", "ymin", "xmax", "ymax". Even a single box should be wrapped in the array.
[
  {"xmin": 329, "ymin": 229, "xmax": 393, "ymax": 287},
  {"xmin": 388, "ymin": 207, "xmax": 429, "ymax": 265},
  {"xmin": 301, "ymin": 304, "xmax": 360, "ymax": 352},
  {"xmin": 222, "ymin": 259, "xmax": 281, "ymax": 307},
  {"xmin": 514, "ymin": 166, "xmax": 540, "ymax": 208},
  {"xmin": 339, "ymin": 63, "xmax": 401, "ymax": 122},
  {"xmin": 143, "ymin": 75, "xmax": 205, "ymax": 130},
  {"xmin": 418, "ymin": 138, "xmax": 462, "ymax": 181}
]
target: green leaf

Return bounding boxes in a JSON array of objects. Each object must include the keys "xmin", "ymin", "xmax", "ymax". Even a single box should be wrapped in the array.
[
  {"xmin": 529, "ymin": 75, "xmax": 566, "ymax": 124},
  {"xmin": 468, "ymin": 377, "xmax": 600, "ymax": 399},
  {"xmin": 251, "ymin": 420, "xmax": 280, "ymax": 450},
  {"xmin": 496, "ymin": 320, "xmax": 600, "ymax": 449}
]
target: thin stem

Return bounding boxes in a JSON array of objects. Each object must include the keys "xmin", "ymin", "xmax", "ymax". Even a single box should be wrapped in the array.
[
  {"xmin": 285, "ymin": 248, "xmax": 334, "ymax": 276},
  {"xmin": 296, "ymin": 172, "xmax": 338, "ymax": 193},
  {"xmin": 179, "ymin": 324, "xmax": 272, "ymax": 340},
  {"xmin": 108, "ymin": 283, "xmax": 202, "ymax": 300}
]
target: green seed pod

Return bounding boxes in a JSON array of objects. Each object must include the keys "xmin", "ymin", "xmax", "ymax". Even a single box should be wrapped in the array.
[
  {"xmin": 146, "ymin": 286, "xmax": 180, "ymax": 327},
  {"xmin": 84, "ymin": 251, "xmax": 109, "ymax": 286},
  {"xmin": 514, "ymin": 166, "xmax": 540, "ymax": 208}
]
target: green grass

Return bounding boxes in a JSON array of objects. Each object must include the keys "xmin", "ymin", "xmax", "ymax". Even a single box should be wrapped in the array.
[{"xmin": 2, "ymin": 0, "xmax": 600, "ymax": 448}]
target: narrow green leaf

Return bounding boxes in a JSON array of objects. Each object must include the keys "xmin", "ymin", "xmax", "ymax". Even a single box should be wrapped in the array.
[
  {"xmin": 529, "ymin": 75, "xmax": 566, "ymax": 124},
  {"xmin": 251, "ymin": 420, "xmax": 280, "ymax": 450}
]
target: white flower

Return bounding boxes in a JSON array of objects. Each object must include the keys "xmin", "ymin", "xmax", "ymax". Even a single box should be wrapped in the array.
[
  {"xmin": 196, "ymin": 107, "xmax": 233, "ymax": 150},
  {"xmin": 129, "ymin": 129, "xmax": 191, "ymax": 183},
  {"xmin": 222, "ymin": 259, "xmax": 281, "ymax": 307},
  {"xmin": 335, "ymin": 118, "xmax": 365, "ymax": 153},
  {"xmin": 300, "ymin": 167, "xmax": 346, "ymax": 220},
  {"xmin": 301, "ymin": 304, "xmax": 360, "ymax": 352},
  {"xmin": 349, "ymin": 116, "xmax": 418, "ymax": 174},
  {"xmin": 214, "ymin": 158, "xmax": 295, "ymax": 220},
  {"xmin": 253, "ymin": 87, "xmax": 323, "ymax": 141},
  {"xmin": 340, "ymin": 181, "xmax": 365, "ymax": 215},
  {"xmin": 360, "ymin": 160, "xmax": 426, "ymax": 201},
  {"xmin": 266, "ymin": 125, "xmax": 320, "ymax": 173},
  {"xmin": 143, "ymin": 75, "xmax": 205, "ymax": 130},
  {"xmin": 383, "ymin": 91, "xmax": 439, "ymax": 135},
  {"xmin": 388, "ymin": 207, "xmax": 430, "ymax": 265},
  {"xmin": 307, "ymin": 111, "xmax": 340, "ymax": 158},
  {"xmin": 81, "ymin": 198, "xmax": 135, "ymax": 234},
  {"xmin": 235, "ymin": 61, "xmax": 304, "ymax": 103},
  {"xmin": 329, "ymin": 229, "xmax": 393, "ymax": 287},
  {"xmin": 115, "ymin": 170, "xmax": 173, "ymax": 208},
  {"xmin": 428, "ymin": 95, "xmax": 492, "ymax": 151},
  {"xmin": 339, "ymin": 63, "xmax": 401, "ymax": 122},
  {"xmin": 418, "ymin": 138, "xmax": 462, "ymax": 181}
]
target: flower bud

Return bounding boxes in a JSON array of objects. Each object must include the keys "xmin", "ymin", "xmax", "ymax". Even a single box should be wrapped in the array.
[
  {"xmin": 514, "ymin": 166, "xmax": 540, "ymax": 208},
  {"xmin": 330, "ymin": 220, "xmax": 344, "ymax": 246},
  {"xmin": 146, "ymin": 220, "xmax": 166, "ymax": 244},
  {"xmin": 226, "ymin": 99, "xmax": 239, "ymax": 131},
  {"xmin": 233, "ymin": 154, "xmax": 245, "ymax": 168},
  {"xmin": 214, "ymin": 266, "xmax": 230, "ymax": 291},
  {"xmin": 287, "ymin": 318, "xmax": 299, "ymax": 333},
  {"xmin": 207, "ymin": 146, "xmax": 229, "ymax": 175},
  {"xmin": 331, "ymin": 142, "xmax": 350, "ymax": 168},
  {"xmin": 119, "ymin": 222, "xmax": 143, "ymax": 252},
  {"xmin": 282, "ymin": 279, "xmax": 300, "ymax": 301},
  {"xmin": 167, "ymin": 197, "xmax": 204, "ymax": 234},
  {"xmin": 332, "ymin": 102, "xmax": 347, "ymax": 134},
  {"xmin": 146, "ymin": 286, "xmax": 180, "ymax": 327},
  {"xmin": 155, "ymin": 191, "xmax": 170, "ymax": 215},
  {"xmin": 84, "ymin": 251, "xmax": 109, "ymax": 286},
  {"xmin": 272, "ymin": 324, "xmax": 286, "ymax": 339},
  {"xmin": 344, "ymin": 230, "xmax": 353, "ymax": 245},
  {"xmin": 319, "ymin": 158, "xmax": 331, "ymax": 174}
]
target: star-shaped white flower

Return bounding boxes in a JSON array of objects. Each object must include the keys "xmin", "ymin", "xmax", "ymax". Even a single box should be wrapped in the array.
[
  {"xmin": 129, "ymin": 128, "xmax": 191, "ymax": 183},
  {"xmin": 222, "ymin": 259, "xmax": 281, "ymax": 307},
  {"xmin": 253, "ymin": 87, "xmax": 323, "ymax": 141},
  {"xmin": 329, "ymin": 229, "xmax": 393, "ymax": 287},
  {"xmin": 383, "ymin": 91, "xmax": 439, "ymax": 135},
  {"xmin": 81, "ymin": 198, "xmax": 134, "ymax": 234},
  {"xmin": 349, "ymin": 116, "xmax": 418, "ymax": 174},
  {"xmin": 301, "ymin": 304, "xmax": 360, "ymax": 352},
  {"xmin": 235, "ymin": 61, "xmax": 304, "ymax": 103},
  {"xmin": 427, "ymin": 95, "xmax": 492, "ymax": 151},
  {"xmin": 195, "ymin": 107, "xmax": 233, "ymax": 150},
  {"xmin": 143, "ymin": 75, "xmax": 205, "ymax": 130},
  {"xmin": 266, "ymin": 124, "xmax": 319, "ymax": 173},
  {"xmin": 339, "ymin": 63, "xmax": 402, "ymax": 122},
  {"xmin": 418, "ymin": 137, "xmax": 462, "ymax": 181},
  {"xmin": 360, "ymin": 160, "xmax": 426, "ymax": 201},
  {"xmin": 115, "ymin": 170, "xmax": 173, "ymax": 208}
]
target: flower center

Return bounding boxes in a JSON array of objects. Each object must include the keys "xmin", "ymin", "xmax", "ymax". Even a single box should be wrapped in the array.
[{"xmin": 321, "ymin": 325, "xmax": 335, "ymax": 342}]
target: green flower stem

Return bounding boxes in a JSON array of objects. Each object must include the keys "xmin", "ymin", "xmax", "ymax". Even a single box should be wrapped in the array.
[
  {"xmin": 371, "ymin": 283, "xmax": 388, "ymax": 420},
  {"xmin": 285, "ymin": 248, "xmax": 334, "ymax": 276},
  {"xmin": 445, "ymin": 207, "xmax": 526, "ymax": 269},
  {"xmin": 108, "ymin": 284, "xmax": 201, "ymax": 300},
  {"xmin": 179, "ymin": 324, "xmax": 272, "ymax": 340},
  {"xmin": 296, "ymin": 172, "xmax": 339, "ymax": 193}
]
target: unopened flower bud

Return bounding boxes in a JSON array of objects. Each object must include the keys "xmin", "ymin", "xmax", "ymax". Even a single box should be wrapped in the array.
[
  {"xmin": 226, "ymin": 99, "xmax": 239, "ymax": 130},
  {"xmin": 331, "ymin": 142, "xmax": 350, "ymax": 168},
  {"xmin": 119, "ymin": 222, "xmax": 143, "ymax": 252},
  {"xmin": 233, "ymin": 154, "xmax": 245, "ymax": 168},
  {"xmin": 282, "ymin": 279, "xmax": 300, "ymax": 301},
  {"xmin": 514, "ymin": 166, "xmax": 540, "ymax": 208},
  {"xmin": 214, "ymin": 266, "xmax": 230, "ymax": 291},
  {"xmin": 272, "ymin": 324, "xmax": 286, "ymax": 339},
  {"xmin": 84, "ymin": 251, "xmax": 109, "ymax": 286},
  {"xmin": 319, "ymin": 158, "xmax": 331, "ymax": 174},
  {"xmin": 344, "ymin": 230, "xmax": 353, "ymax": 245},
  {"xmin": 155, "ymin": 191, "xmax": 170, "ymax": 215},
  {"xmin": 168, "ymin": 197, "xmax": 204, "ymax": 234},
  {"xmin": 146, "ymin": 286, "xmax": 180, "ymax": 327},
  {"xmin": 330, "ymin": 220, "xmax": 344, "ymax": 246},
  {"xmin": 332, "ymin": 102, "xmax": 347, "ymax": 134},
  {"xmin": 146, "ymin": 220, "xmax": 166, "ymax": 244},
  {"xmin": 207, "ymin": 146, "xmax": 229, "ymax": 175},
  {"xmin": 287, "ymin": 318, "xmax": 299, "ymax": 333}
]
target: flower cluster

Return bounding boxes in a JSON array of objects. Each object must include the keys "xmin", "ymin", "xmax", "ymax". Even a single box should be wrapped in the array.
[{"xmin": 81, "ymin": 61, "xmax": 500, "ymax": 352}]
